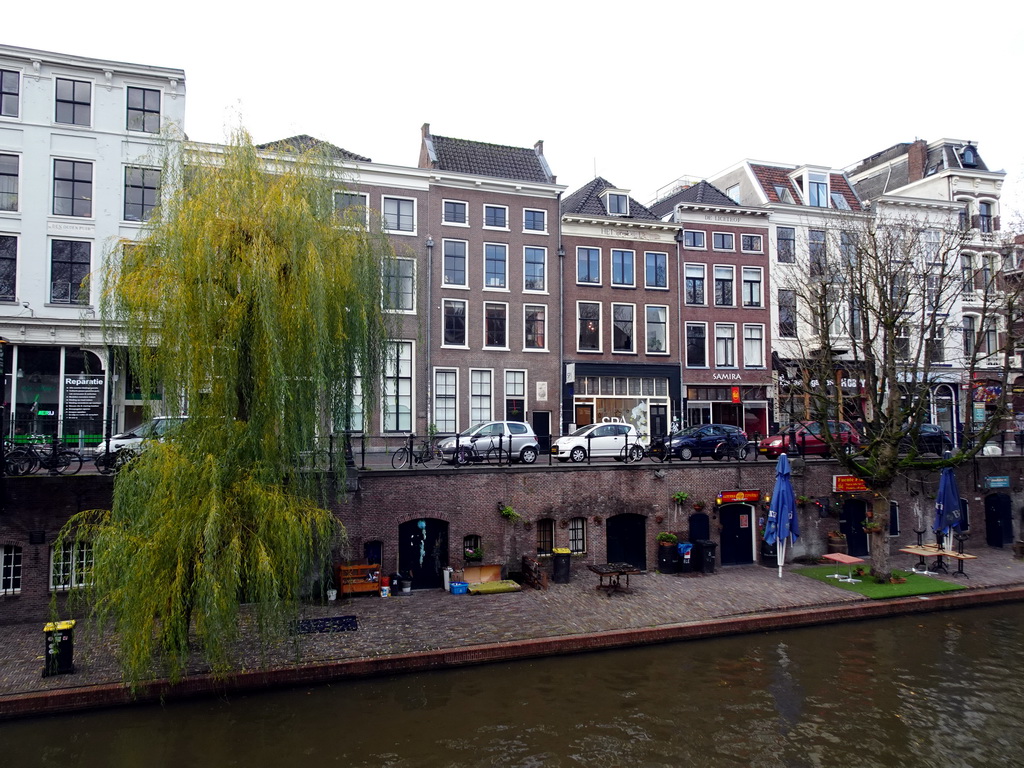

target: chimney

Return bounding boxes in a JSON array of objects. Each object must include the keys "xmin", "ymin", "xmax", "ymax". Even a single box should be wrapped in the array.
[
  {"xmin": 534, "ymin": 139, "xmax": 544, "ymax": 156},
  {"xmin": 908, "ymin": 139, "xmax": 928, "ymax": 182}
]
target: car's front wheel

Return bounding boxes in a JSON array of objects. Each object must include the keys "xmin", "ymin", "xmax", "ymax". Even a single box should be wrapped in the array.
[
  {"xmin": 569, "ymin": 446, "xmax": 587, "ymax": 463},
  {"xmin": 679, "ymin": 446, "xmax": 694, "ymax": 461}
]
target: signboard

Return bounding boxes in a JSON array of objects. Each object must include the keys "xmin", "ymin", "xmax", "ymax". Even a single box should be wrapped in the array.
[
  {"xmin": 63, "ymin": 375, "xmax": 104, "ymax": 422},
  {"xmin": 984, "ymin": 476, "xmax": 1010, "ymax": 489},
  {"xmin": 731, "ymin": 386, "xmax": 741, "ymax": 404},
  {"xmin": 833, "ymin": 475, "xmax": 868, "ymax": 493},
  {"xmin": 719, "ymin": 489, "xmax": 761, "ymax": 503},
  {"xmin": 739, "ymin": 514, "xmax": 749, "ymax": 528},
  {"xmin": 565, "ymin": 363, "xmax": 575, "ymax": 384}
]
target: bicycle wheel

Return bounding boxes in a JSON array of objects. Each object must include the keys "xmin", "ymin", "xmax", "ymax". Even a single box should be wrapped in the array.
[
  {"xmin": 5, "ymin": 449, "xmax": 34, "ymax": 476},
  {"xmin": 485, "ymin": 447, "xmax": 511, "ymax": 466},
  {"xmin": 423, "ymin": 442, "xmax": 444, "ymax": 468},
  {"xmin": 94, "ymin": 452, "xmax": 116, "ymax": 475},
  {"xmin": 391, "ymin": 447, "xmax": 411, "ymax": 469},
  {"xmin": 55, "ymin": 451, "xmax": 83, "ymax": 475},
  {"xmin": 620, "ymin": 444, "xmax": 643, "ymax": 464}
]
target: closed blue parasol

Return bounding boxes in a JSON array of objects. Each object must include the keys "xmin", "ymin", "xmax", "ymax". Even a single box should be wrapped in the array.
[
  {"xmin": 763, "ymin": 454, "xmax": 799, "ymax": 578},
  {"xmin": 933, "ymin": 466, "xmax": 963, "ymax": 547}
]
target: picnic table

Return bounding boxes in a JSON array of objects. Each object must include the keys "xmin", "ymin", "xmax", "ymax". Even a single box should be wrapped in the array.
[
  {"xmin": 822, "ymin": 552, "xmax": 864, "ymax": 583},
  {"xmin": 898, "ymin": 544, "xmax": 977, "ymax": 578},
  {"xmin": 588, "ymin": 562, "xmax": 640, "ymax": 596}
]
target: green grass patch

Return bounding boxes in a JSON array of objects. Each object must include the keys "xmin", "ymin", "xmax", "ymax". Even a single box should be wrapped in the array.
[{"xmin": 796, "ymin": 565, "xmax": 966, "ymax": 599}]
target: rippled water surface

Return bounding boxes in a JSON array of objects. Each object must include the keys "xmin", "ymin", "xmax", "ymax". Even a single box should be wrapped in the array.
[{"xmin": 4, "ymin": 604, "xmax": 1024, "ymax": 767}]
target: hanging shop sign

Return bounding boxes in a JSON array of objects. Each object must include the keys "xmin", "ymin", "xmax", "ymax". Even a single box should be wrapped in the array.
[
  {"xmin": 833, "ymin": 475, "xmax": 868, "ymax": 493},
  {"xmin": 984, "ymin": 476, "xmax": 1010, "ymax": 489},
  {"xmin": 717, "ymin": 489, "xmax": 761, "ymax": 504}
]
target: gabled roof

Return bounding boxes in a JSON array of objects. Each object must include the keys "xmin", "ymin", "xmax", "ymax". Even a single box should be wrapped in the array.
[
  {"xmin": 419, "ymin": 124, "xmax": 555, "ymax": 184},
  {"xmin": 561, "ymin": 177, "xmax": 660, "ymax": 220},
  {"xmin": 256, "ymin": 134, "xmax": 371, "ymax": 162},
  {"xmin": 748, "ymin": 163, "xmax": 863, "ymax": 211},
  {"xmin": 649, "ymin": 180, "xmax": 736, "ymax": 217}
]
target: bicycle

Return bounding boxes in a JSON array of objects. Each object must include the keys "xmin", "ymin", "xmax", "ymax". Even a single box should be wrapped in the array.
[
  {"xmin": 392, "ymin": 438, "xmax": 444, "ymax": 469},
  {"xmin": 6, "ymin": 439, "xmax": 84, "ymax": 476},
  {"xmin": 619, "ymin": 441, "xmax": 646, "ymax": 463},
  {"xmin": 93, "ymin": 447, "xmax": 136, "ymax": 475},
  {"xmin": 711, "ymin": 440, "xmax": 751, "ymax": 462}
]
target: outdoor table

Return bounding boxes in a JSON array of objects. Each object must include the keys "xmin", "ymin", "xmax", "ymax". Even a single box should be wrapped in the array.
[
  {"xmin": 899, "ymin": 545, "xmax": 977, "ymax": 578},
  {"xmin": 588, "ymin": 562, "xmax": 640, "ymax": 596},
  {"xmin": 822, "ymin": 552, "xmax": 864, "ymax": 583}
]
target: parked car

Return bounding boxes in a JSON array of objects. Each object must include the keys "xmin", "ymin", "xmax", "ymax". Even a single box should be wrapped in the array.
[
  {"xmin": 107, "ymin": 416, "xmax": 187, "ymax": 453},
  {"xmin": 551, "ymin": 422, "xmax": 643, "ymax": 463},
  {"xmin": 900, "ymin": 423, "xmax": 954, "ymax": 455},
  {"xmin": 759, "ymin": 420, "xmax": 860, "ymax": 459},
  {"xmin": 649, "ymin": 424, "xmax": 748, "ymax": 461},
  {"xmin": 437, "ymin": 421, "xmax": 540, "ymax": 465}
]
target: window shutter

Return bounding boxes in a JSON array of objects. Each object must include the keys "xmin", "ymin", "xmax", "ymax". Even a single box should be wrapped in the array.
[
  {"xmin": 993, "ymin": 215, "xmax": 1001, "ymax": 232},
  {"xmin": 971, "ymin": 214, "xmax": 980, "ymax": 230}
]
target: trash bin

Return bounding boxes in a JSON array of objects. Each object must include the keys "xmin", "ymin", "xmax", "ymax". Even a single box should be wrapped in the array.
[
  {"xmin": 677, "ymin": 542, "xmax": 694, "ymax": 573},
  {"xmin": 693, "ymin": 539, "xmax": 717, "ymax": 574},
  {"xmin": 43, "ymin": 620, "xmax": 75, "ymax": 677},
  {"xmin": 760, "ymin": 539, "xmax": 778, "ymax": 566},
  {"xmin": 552, "ymin": 550, "xmax": 571, "ymax": 583},
  {"xmin": 658, "ymin": 543, "xmax": 678, "ymax": 574}
]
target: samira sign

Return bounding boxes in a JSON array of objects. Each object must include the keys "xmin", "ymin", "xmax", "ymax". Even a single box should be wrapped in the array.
[
  {"xmin": 719, "ymin": 490, "xmax": 761, "ymax": 503},
  {"xmin": 833, "ymin": 475, "xmax": 868, "ymax": 493}
]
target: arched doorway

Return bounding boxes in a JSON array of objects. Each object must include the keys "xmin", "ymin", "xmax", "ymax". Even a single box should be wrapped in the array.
[
  {"xmin": 719, "ymin": 503, "xmax": 755, "ymax": 565},
  {"xmin": 984, "ymin": 493, "xmax": 1013, "ymax": 548},
  {"xmin": 398, "ymin": 518, "xmax": 449, "ymax": 589},
  {"xmin": 606, "ymin": 513, "xmax": 647, "ymax": 569},
  {"xmin": 838, "ymin": 499, "xmax": 869, "ymax": 557}
]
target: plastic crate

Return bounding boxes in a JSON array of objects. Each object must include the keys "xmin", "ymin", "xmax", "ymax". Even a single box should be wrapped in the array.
[{"xmin": 449, "ymin": 581, "xmax": 468, "ymax": 595}]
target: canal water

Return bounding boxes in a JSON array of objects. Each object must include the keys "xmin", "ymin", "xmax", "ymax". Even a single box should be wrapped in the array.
[{"xmin": 3, "ymin": 603, "xmax": 1024, "ymax": 767}]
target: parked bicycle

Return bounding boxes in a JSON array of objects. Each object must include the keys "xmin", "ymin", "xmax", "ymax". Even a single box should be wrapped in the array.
[
  {"xmin": 711, "ymin": 439, "xmax": 752, "ymax": 461},
  {"xmin": 93, "ymin": 447, "xmax": 136, "ymax": 475},
  {"xmin": 392, "ymin": 438, "xmax": 444, "ymax": 469},
  {"xmin": 5, "ymin": 438, "xmax": 84, "ymax": 476}
]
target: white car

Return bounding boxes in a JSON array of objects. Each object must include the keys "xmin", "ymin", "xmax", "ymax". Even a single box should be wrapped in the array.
[
  {"xmin": 107, "ymin": 416, "xmax": 186, "ymax": 453},
  {"xmin": 551, "ymin": 422, "xmax": 643, "ymax": 463}
]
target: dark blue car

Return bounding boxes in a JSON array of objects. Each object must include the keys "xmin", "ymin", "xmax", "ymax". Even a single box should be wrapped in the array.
[{"xmin": 650, "ymin": 424, "xmax": 748, "ymax": 461}]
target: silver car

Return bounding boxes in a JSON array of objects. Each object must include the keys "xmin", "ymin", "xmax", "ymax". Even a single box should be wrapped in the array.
[{"xmin": 437, "ymin": 421, "xmax": 540, "ymax": 465}]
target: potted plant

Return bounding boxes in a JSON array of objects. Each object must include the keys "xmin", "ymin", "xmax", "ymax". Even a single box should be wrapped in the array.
[
  {"xmin": 862, "ymin": 519, "xmax": 883, "ymax": 533},
  {"xmin": 656, "ymin": 531, "xmax": 678, "ymax": 546},
  {"xmin": 671, "ymin": 491, "xmax": 690, "ymax": 505},
  {"xmin": 464, "ymin": 546, "xmax": 483, "ymax": 562},
  {"xmin": 692, "ymin": 500, "xmax": 706, "ymax": 512},
  {"xmin": 498, "ymin": 502, "xmax": 522, "ymax": 523},
  {"xmin": 796, "ymin": 495, "xmax": 811, "ymax": 507},
  {"xmin": 826, "ymin": 530, "xmax": 848, "ymax": 555}
]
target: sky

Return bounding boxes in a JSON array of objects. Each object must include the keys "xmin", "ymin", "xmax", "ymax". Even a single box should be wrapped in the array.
[{"xmin": 7, "ymin": 0, "xmax": 1024, "ymax": 213}]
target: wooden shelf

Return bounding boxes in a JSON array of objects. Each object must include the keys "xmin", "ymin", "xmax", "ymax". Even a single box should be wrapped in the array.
[{"xmin": 336, "ymin": 564, "xmax": 382, "ymax": 596}]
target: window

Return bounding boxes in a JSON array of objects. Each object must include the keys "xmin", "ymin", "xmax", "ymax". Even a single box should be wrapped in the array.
[
  {"xmin": 612, "ymin": 304, "xmax": 634, "ymax": 352},
  {"xmin": 577, "ymin": 247, "xmax": 600, "ymax": 284},
  {"xmin": 606, "ymin": 193, "xmax": 628, "ymax": 216},
  {"xmin": 484, "ymin": 244, "xmax": 507, "ymax": 288},
  {"xmin": 927, "ymin": 328, "xmax": 945, "ymax": 364},
  {"xmin": 524, "ymin": 305, "xmax": 546, "ymax": 350},
  {"xmin": 55, "ymin": 78, "xmax": 91, "ymax": 126},
  {"xmin": 335, "ymin": 191, "xmax": 368, "ymax": 225},
  {"xmin": 808, "ymin": 172, "xmax": 828, "ymax": 207},
  {"xmin": 463, "ymin": 534, "xmax": 481, "ymax": 560},
  {"xmin": 982, "ymin": 320, "xmax": 998, "ymax": 357},
  {"xmin": 743, "ymin": 325, "xmax": 764, "ymax": 367},
  {"xmin": 1, "ymin": 69, "xmax": 18, "ymax": 118},
  {"xmin": 849, "ymin": 295, "xmax": 863, "ymax": 340},
  {"xmin": 713, "ymin": 232, "xmax": 734, "ymax": 251},
  {"xmin": 484, "ymin": 205, "xmax": 508, "ymax": 229},
  {"xmin": 741, "ymin": 234, "xmax": 762, "ymax": 253},
  {"xmin": 830, "ymin": 192, "xmax": 851, "ymax": 210},
  {"xmin": 0, "ymin": 153, "xmax": 17, "ymax": 211},
  {"xmin": 1, "ymin": 544, "xmax": 21, "ymax": 595},
  {"xmin": 646, "ymin": 306, "xmax": 668, "ymax": 354},
  {"xmin": 778, "ymin": 290, "xmax": 797, "ymax": 338},
  {"xmin": 384, "ymin": 258, "xmax": 415, "ymax": 312},
  {"xmin": 742, "ymin": 267, "xmax": 762, "ymax": 307},
  {"xmin": 124, "ymin": 167, "xmax": 160, "ymax": 222},
  {"xmin": 686, "ymin": 323, "xmax": 707, "ymax": 367},
  {"xmin": 524, "ymin": 247, "xmax": 546, "ymax": 291},
  {"xmin": 777, "ymin": 227, "xmax": 796, "ymax": 263},
  {"xmin": 809, "ymin": 230, "xmax": 826, "ymax": 277},
  {"xmin": 611, "ymin": 249, "xmax": 635, "ymax": 287},
  {"xmin": 895, "ymin": 325, "xmax": 910, "ymax": 359},
  {"xmin": 963, "ymin": 315, "xmax": 977, "ymax": 358},
  {"xmin": 714, "ymin": 266, "xmax": 734, "ymax": 306},
  {"xmin": 383, "ymin": 196, "xmax": 414, "ymax": 233},
  {"xmin": 443, "ymin": 299, "xmax": 467, "ymax": 346},
  {"xmin": 726, "ymin": 184, "xmax": 741, "ymax": 203},
  {"xmin": 961, "ymin": 253, "xmax": 975, "ymax": 292},
  {"xmin": 53, "ymin": 159, "xmax": 93, "ymax": 217},
  {"xmin": 348, "ymin": 370, "xmax": 364, "ymax": 432},
  {"xmin": 470, "ymin": 369, "xmax": 492, "ymax": 423},
  {"xmin": 840, "ymin": 231, "xmax": 859, "ymax": 267},
  {"xmin": 126, "ymin": 86, "xmax": 160, "ymax": 133},
  {"xmin": 683, "ymin": 230, "xmax": 705, "ymax": 249},
  {"xmin": 536, "ymin": 518, "xmax": 554, "ymax": 556},
  {"xmin": 383, "ymin": 341, "xmax": 413, "ymax": 432},
  {"xmin": 484, "ymin": 303, "xmax": 508, "ymax": 348},
  {"xmin": 443, "ymin": 240, "xmax": 467, "ymax": 287},
  {"xmin": 50, "ymin": 541, "xmax": 93, "ymax": 591},
  {"xmin": 774, "ymin": 184, "xmax": 795, "ymax": 204},
  {"xmin": 645, "ymin": 252, "xmax": 667, "ymax": 289},
  {"xmin": 506, "ymin": 370, "xmax": 526, "ymax": 421},
  {"xmin": 524, "ymin": 209, "xmax": 546, "ymax": 232},
  {"xmin": 715, "ymin": 324, "xmax": 736, "ymax": 367},
  {"xmin": 0, "ymin": 235, "xmax": 15, "ymax": 301},
  {"xmin": 443, "ymin": 199, "xmax": 467, "ymax": 225},
  {"xmin": 979, "ymin": 201, "xmax": 994, "ymax": 233},
  {"xmin": 578, "ymin": 302, "xmax": 601, "ymax": 351},
  {"xmin": 685, "ymin": 264, "xmax": 705, "ymax": 305},
  {"xmin": 434, "ymin": 369, "xmax": 457, "ymax": 433},
  {"xmin": 569, "ymin": 517, "xmax": 587, "ymax": 554},
  {"xmin": 50, "ymin": 240, "xmax": 91, "ymax": 303}
]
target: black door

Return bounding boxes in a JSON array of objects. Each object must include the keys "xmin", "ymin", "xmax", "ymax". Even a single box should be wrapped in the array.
[
  {"xmin": 689, "ymin": 512, "xmax": 710, "ymax": 541},
  {"xmin": 606, "ymin": 513, "xmax": 647, "ymax": 569},
  {"xmin": 398, "ymin": 518, "xmax": 449, "ymax": 589},
  {"xmin": 719, "ymin": 504, "xmax": 755, "ymax": 565},
  {"xmin": 839, "ymin": 500, "xmax": 869, "ymax": 557},
  {"xmin": 532, "ymin": 411, "xmax": 551, "ymax": 453},
  {"xmin": 984, "ymin": 493, "xmax": 1013, "ymax": 547},
  {"xmin": 650, "ymin": 405, "xmax": 668, "ymax": 441}
]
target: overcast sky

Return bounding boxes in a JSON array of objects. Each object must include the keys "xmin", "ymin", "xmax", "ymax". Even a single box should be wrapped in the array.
[{"xmin": 8, "ymin": 1, "xmax": 1024, "ymax": 212}]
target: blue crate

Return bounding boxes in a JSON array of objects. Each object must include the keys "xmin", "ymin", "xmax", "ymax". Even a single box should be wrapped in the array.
[{"xmin": 449, "ymin": 581, "xmax": 468, "ymax": 595}]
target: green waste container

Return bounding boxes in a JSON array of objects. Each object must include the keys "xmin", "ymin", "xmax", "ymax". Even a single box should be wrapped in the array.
[{"xmin": 43, "ymin": 620, "xmax": 75, "ymax": 677}]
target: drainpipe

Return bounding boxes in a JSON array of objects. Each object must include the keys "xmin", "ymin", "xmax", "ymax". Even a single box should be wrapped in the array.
[
  {"xmin": 675, "ymin": 222, "xmax": 685, "ymax": 429},
  {"xmin": 425, "ymin": 234, "xmax": 434, "ymax": 434},
  {"xmin": 557, "ymin": 194, "xmax": 564, "ymax": 437}
]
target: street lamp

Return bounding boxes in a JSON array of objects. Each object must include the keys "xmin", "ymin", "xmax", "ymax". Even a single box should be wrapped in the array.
[{"xmin": 0, "ymin": 336, "xmax": 7, "ymax": 478}]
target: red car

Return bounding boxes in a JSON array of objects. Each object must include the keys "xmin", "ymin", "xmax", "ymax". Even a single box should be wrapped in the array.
[{"xmin": 759, "ymin": 420, "xmax": 860, "ymax": 459}]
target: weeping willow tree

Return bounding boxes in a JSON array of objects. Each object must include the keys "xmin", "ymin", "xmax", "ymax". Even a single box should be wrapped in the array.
[{"xmin": 60, "ymin": 130, "xmax": 396, "ymax": 686}]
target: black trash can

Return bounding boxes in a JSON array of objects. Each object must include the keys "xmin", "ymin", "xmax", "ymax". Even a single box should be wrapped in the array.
[
  {"xmin": 694, "ymin": 540, "xmax": 717, "ymax": 574},
  {"xmin": 552, "ymin": 551, "xmax": 571, "ymax": 583},
  {"xmin": 678, "ymin": 542, "xmax": 694, "ymax": 573},
  {"xmin": 760, "ymin": 539, "xmax": 778, "ymax": 566},
  {"xmin": 657, "ymin": 543, "xmax": 678, "ymax": 574},
  {"xmin": 43, "ymin": 620, "xmax": 75, "ymax": 677}
]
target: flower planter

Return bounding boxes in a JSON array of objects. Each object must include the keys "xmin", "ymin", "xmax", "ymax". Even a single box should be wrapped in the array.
[{"xmin": 827, "ymin": 539, "xmax": 848, "ymax": 555}]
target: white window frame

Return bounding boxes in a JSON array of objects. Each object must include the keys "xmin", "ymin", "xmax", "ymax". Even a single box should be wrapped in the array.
[
  {"xmin": 381, "ymin": 195, "xmax": 416, "ymax": 235},
  {"xmin": 52, "ymin": 157, "xmax": 94, "ymax": 219},
  {"xmin": 712, "ymin": 232, "xmax": 735, "ymax": 251},
  {"xmin": 645, "ymin": 304, "xmax": 669, "ymax": 355},
  {"xmin": 382, "ymin": 340, "xmax": 415, "ymax": 433},
  {"xmin": 741, "ymin": 234, "xmax": 763, "ymax": 253},
  {"xmin": 442, "ymin": 298, "xmax": 468, "ymax": 348},
  {"xmin": 125, "ymin": 84, "xmax": 161, "ymax": 134},
  {"xmin": 0, "ymin": 67, "xmax": 21, "ymax": 119},
  {"xmin": 433, "ymin": 368, "xmax": 459, "ymax": 434},
  {"xmin": 1, "ymin": 544, "xmax": 21, "ymax": 595},
  {"xmin": 442, "ymin": 198, "xmax": 469, "ymax": 227},
  {"xmin": 384, "ymin": 257, "xmax": 416, "ymax": 314},
  {"xmin": 523, "ymin": 246, "xmax": 547, "ymax": 293},
  {"xmin": 0, "ymin": 152, "xmax": 20, "ymax": 213},
  {"xmin": 611, "ymin": 302, "xmax": 636, "ymax": 354},
  {"xmin": 569, "ymin": 517, "xmax": 587, "ymax": 554},
  {"xmin": 683, "ymin": 230, "xmax": 706, "ymax": 249},
  {"xmin": 442, "ymin": 238, "xmax": 469, "ymax": 289},
  {"xmin": 685, "ymin": 263, "xmax": 706, "ymax": 306},
  {"xmin": 576, "ymin": 246, "xmax": 601, "ymax": 286},
  {"xmin": 505, "ymin": 369, "xmax": 528, "ymax": 421},
  {"xmin": 743, "ymin": 324, "xmax": 765, "ymax": 368},
  {"xmin": 577, "ymin": 300, "xmax": 603, "ymax": 353},
  {"xmin": 50, "ymin": 540, "xmax": 93, "ymax": 591},
  {"xmin": 644, "ymin": 251, "xmax": 669, "ymax": 290},
  {"xmin": 523, "ymin": 303, "xmax": 548, "ymax": 352},
  {"xmin": 0, "ymin": 233, "xmax": 16, "ymax": 302},
  {"xmin": 604, "ymin": 192, "xmax": 629, "ymax": 216},
  {"xmin": 53, "ymin": 76, "xmax": 93, "ymax": 127},
  {"xmin": 806, "ymin": 171, "xmax": 829, "ymax": 208},
  {"xmin": 482, "ymin": 203, "xmax": 509, "ymax": 231},
  {"xmin": 523, "ymin": 208, "xmax": 547, "ymax": 234},
  {"xmin": 742, "ymin": 267, "xmax": 763, "ymax": 308},
  {"xmin": 49, "ymin": 237, "xmax": 92, "ymax": 305},
  {"xmin": 469, "ymin": 368, "xmax": 494, "ymax": 423},
  {"xmin": 483, "ymin": 301, "xmax": 510, "ymax": 350},
  {"xmin": 334, "ymin": 190, "xmax": 369, "ymax": 227},
  {"xmin": 685, "ymin": 322, "xmax": 708, "ymax": 368},
  {"xmin": 714, "ymin": 265, "xmax": 735, "ymax": 307},
  {"xmin": 715, "ymin": 323, "xmax": 737, "ymax": 368},
  {"xmin": 483, "ymin": 242, "xmax": 508, "ymax": 291},
  {"xmin": 610, "ymin": 249, "xmax": 636, "ymax": 288}
]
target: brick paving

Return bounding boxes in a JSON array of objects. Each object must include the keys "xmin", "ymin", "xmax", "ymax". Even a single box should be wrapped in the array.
[{"xmin": 2, "ymin": 546, "xmax": 1024, "ymax": 718}]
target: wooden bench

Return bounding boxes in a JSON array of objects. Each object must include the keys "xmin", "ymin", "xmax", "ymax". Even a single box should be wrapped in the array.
[
  {"xmin": 336, "ymin": 563, "xmax": 381, "ymax": 596},
  {"xmin": 521, "ymin": 555, "xmax": 548, "ymax": 590}
]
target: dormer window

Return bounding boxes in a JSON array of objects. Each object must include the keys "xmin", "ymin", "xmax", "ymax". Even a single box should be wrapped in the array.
[
  {"xmin": 961, "ymin": 145, "xmax": 978, "ymax": 168},
  {"xmin": 808, "ymin": 172, "xmax": 828, "ymax": 207},
  {"xmin": 830, "ymin": 192, "xmax": 851, "ymax": 210},
  {"xmin": 773, "ymin": 185, "xmax": 795, "ymax": 204},
  {"xmin": 604, "ymin": 191, "xmax": 629, "ymax": 217}
]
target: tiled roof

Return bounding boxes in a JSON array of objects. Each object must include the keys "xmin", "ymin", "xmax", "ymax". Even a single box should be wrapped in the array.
[
  {"xmin": 829, "ymin": 173, "xmax": 863, "ymax": 211},
  {"xmin": 561, "ymin": 177, "xmax": 660, "ymax": 220},
  {"xmin": 423, "ymin": 132, "xmax": 554, "ymax": 184},
  {"xmin": 749, "ymin": 163, "xmax": 863, "ymax": 211},
  {"xmin": 256, "ymin": 135, "xmax": 371, "ymax": 162},
  {"xmin": 649, "ymin": 180, "xmax": 737, "ymax": 217}
]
